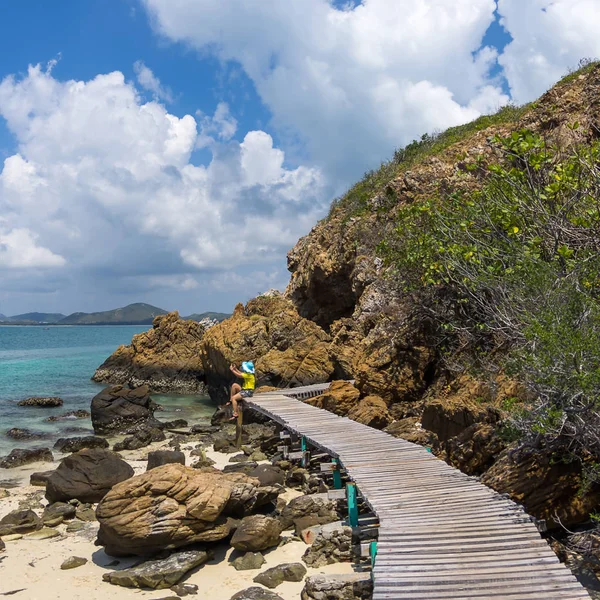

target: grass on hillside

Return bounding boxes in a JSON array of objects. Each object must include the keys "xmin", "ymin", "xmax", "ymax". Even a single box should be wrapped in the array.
[{"xmin": 328, "ymin": 58, "xmax": 599, "ymax": 221}]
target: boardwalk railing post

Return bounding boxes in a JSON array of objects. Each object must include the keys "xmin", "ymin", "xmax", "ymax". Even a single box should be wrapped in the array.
[
  {"xmin": 369, "ymin": 541, "xmax": 377, "ymax": 578},
  {"xmin": 346, "ymin": 482, "xmax": 359, "ymax": 528},
  {"xmin": 301, "ymin": 436, "xmax": 310, "ymax": 468},
  {"xmin": 332, "ymin": 458, "xmax": 343, "ymax": 489}
]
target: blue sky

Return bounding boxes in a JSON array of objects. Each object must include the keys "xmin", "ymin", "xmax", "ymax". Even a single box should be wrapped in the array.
[{"xmin": 0, "ymin": 0, "xmax": 598, "ymax": 317}]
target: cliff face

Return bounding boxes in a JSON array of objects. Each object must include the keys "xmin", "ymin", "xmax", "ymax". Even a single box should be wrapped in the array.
[{"xmin": 93, "ymin": 312, "xmax": 206, "ymax": 394}]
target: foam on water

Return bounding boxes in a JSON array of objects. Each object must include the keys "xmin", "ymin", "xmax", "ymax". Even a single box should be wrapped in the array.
[{"xmin": 0, "ymin": 325, "xmax": 214, "ymax": 455}]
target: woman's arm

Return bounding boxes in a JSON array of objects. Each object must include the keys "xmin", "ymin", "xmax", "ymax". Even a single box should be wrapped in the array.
[{"xmin": 230, "ymin": 364, "xmax": 243, "ymax": 377}]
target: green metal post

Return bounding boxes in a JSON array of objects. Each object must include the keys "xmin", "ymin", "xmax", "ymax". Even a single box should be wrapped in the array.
[
  {"xmin": 370, "ymin": 541, "xmax": 377, "ymax": 582},
  {"xmin": 346, "ymin": 482, "xmax": 359, "ymax": 527},
  {"xmin": 332, "ymin": 458, "xmax": 343, "ymax": 489},
  {"xmin": 301, "ymin": 436, "xmax": 307, "ymax": 452}
]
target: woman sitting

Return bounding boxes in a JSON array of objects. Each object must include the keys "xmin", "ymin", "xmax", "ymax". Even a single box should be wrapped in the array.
[{"xmin": 229, "ymin": 361, "xmax": 255, "ymax": 419}]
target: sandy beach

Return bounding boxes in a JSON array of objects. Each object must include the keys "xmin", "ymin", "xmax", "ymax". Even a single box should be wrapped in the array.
[{"xmin": 0, "ymin": 440, "xmax": 357, "ymax": 600}]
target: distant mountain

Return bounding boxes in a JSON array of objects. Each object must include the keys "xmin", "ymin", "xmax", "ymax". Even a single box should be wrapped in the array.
[
  {"xmin": 184, "ymin": 312, "xmax": 230, "ymax": 323},
  {"xmin": 0, "ymin": 314, "xmax": 5, "ymax": 321},
  {"xmin": 3, "ymin": 312, "xmax": 66, "ymax": 324},
  {"xmin": 58, "ymin": 303, "xmax": 168, "ymax": 325}
]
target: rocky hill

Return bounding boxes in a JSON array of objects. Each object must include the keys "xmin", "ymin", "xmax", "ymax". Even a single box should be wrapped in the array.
[
  {"xmin": 96, "ymin": 64, "xmax": 600, "ymax": 530},
  {"xmin": 0, "ymin": 312, "xmax": 66, "ymax": 324},
  {"xmin": 59, "ymin": 303, "xmax": 167, "ymax": 325}
]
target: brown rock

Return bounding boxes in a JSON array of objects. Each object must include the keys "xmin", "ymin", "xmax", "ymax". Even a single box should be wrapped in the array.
[
  {"xmin": 347, "ymin": 395, "xmax": 392, "ymax": 429},
  {"xmin": 53, "ymin": 436, "xmax": 109, "ymax": 453},
  {"xmin": 384, "ymin": 417, "xmax": 432, "ymax": 445},
  {"xmin": 201, "ymin": 295, "xmax": 333, "ymax": 402},
  {"xmin": 96, "ymin": 464, "xmax": 278, "ymax": 555},
  {"xmin": 93, "ymin": 312, "xmax": 207, "ymax": 394},
  {"xmin": 45, "ymin": 448, "xmax": 134, "ymax": 503},
  {"xmin": 279, "ymin": 494, "xmax": 340, "ymax": 530},
  {"xmin": 147, "ymin": 450, "xmax": 186, "ymax": 470},
  {"xmin": 305, "ymin": 381, "xmax": 360, "ymax": 416},
  {"xmin": 230, "ymin": 515, "xmax": 282, "ymax": 552},
  {"xmin": 481, "ymin": 446, "xmax": 600, "ymax": 527},
  {"xmin": 443, "ymin": 423, "xmax": 506, "ymax": 475}
]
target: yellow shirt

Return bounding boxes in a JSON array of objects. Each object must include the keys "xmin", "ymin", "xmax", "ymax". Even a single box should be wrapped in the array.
[{"xmin": 241, "ymin": 372, "xmax": 255, "ymax": 390}]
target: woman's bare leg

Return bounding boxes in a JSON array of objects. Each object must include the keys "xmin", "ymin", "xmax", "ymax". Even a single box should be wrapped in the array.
[{"xmin": 231, "ymin": 392, "xmax": 243, "ymax": 417}]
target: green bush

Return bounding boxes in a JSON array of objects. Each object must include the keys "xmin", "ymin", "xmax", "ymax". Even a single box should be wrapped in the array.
[{"xmin": 382, "ymin": 129, "xmax": 600, "ymax": 462}]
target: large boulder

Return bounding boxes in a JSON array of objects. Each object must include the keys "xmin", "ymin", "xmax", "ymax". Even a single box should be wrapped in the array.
[
  {"xmin": 93, "ymin": 312, "xmax": 207, "ymax": 394},
  {"xmin": 96, "ymin": 463, "xmax": 279, "ymax": 556},
  {"xmin": 102, "ymin": 550, "xmax": 211, "ymax": 589},
  {"xmin": 17, "ymin": 397, "xmax": 63, "ymax": 407},
  {"xmin": 201, "ymin": 295, "xmax": 334, "ymax": 402},
  {"xmin": 0, "ymin": 447, "xmax": 53, "ymax": 469},
  {"xmin": 384, "ymin": 417, "xmax": 432, "ymax": 445},
  {"xmin": 481, "ymin": 446, "xmax": 600, "ymax": 528},
  {"xmin": 279, "ymin": 494, "xmax": 340, "ymax": 530},
  {"xmin": 45, "ymin": 448, "xmax": 134, "ymax": 504},
  {"xmin": 90, "ymin": 384, "xmax": 160, "ymax": 435},
  {"xmin": 305, "ymin": 381, "xmax": 360, "ymax": 416},
  {"xmin": 346, "ymin": 395, "xmax": 392, "ymax": 429},
  {"xmin": 53, "ymin": 436, "xmax": 109, "ymax": 453},
  {"xmin": 230, "ymin": 515, "xmax": 282, "ymax": 552}
]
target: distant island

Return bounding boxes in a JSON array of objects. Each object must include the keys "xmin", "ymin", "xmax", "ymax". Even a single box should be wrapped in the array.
[{"xmin": 0, "ymin": 303, "xmax": 230, "ymax": 326}]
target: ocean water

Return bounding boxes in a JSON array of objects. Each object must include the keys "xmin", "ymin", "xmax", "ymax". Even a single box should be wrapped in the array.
[{"xmin": 0, "ymin": 326, "xmax": 215, "ymax": 455}]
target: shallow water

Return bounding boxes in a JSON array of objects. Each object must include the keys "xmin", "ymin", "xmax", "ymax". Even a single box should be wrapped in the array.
[{"xmin": 0, "ymin": 325, "xmax": 214, "ymax": 455}]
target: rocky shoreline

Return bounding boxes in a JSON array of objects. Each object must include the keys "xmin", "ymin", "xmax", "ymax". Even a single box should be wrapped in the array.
[{"xmin": 0, "ymin": 384, "xmax": 369, "ymax": 600}]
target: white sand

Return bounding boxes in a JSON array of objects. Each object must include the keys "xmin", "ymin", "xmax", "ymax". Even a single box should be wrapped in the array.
[{"xmin": 0, "ymin": 442, "xmax": 357, "ymax": 599}]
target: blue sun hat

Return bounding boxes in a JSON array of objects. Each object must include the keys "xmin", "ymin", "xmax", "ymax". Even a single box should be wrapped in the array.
[{"xmin": 242, "ymin": 361, "xmax": 255, "ymax": 374}]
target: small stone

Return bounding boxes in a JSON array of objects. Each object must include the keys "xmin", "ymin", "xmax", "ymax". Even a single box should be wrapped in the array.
[
  {"xmin": 249, "ymin": 451, "xmax": 268, "ymax": 462},
  {"xmin": 231, "ymin": 552, "xmax": 266, "ymax": 571},
  {"xmin": 75, "ymin": 505, "xmax": 96, "ymax": 522},
  {"xmin": 0, "ymin": 448, "xmax": 53, "ymax": 469},
  {"xmin": 61, "ymin": 556, "xmax": 88, "ymax": 570},
  {"xmin": 170, "ymin": 583, "xmax": 199, "ymax": 596},
  {"xmin": 24, "ymin": 527, "xmax": 61, "ymax": 540},
  {"xmin": 229, "ymin": 453, "xmax": 249, "ymax": 463},
  {"xmin": 230, "ymin": 515, "xmax": 282, "ymax": 552},
  {"xmin": 66, "ymin": 520, "xmax": 86, "ymax": 533},
  {"xmin": 43, "ymin": 502, "xmax": 76, "ymax": 525},
  {"xmin": 0, "ymin": 489, "xmax": 10, "ymax": 499},
  {"xmin": 253, "ymin": 563, "xmax": 307, "ymax": 589},
  {"xmin": 2, "ymin": 534, "xmax": 23, "ymax": 541}
]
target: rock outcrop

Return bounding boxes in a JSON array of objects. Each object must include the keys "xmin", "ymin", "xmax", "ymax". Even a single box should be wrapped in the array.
[
  {"xmin": 481, "ymin": 446, "xmax": 600, "ymax": 527},
  {"xmin": 302, "ymin": 523, "xmax": 353, "ymax": 567},
  {"xmin": 96, "ymin": 464, "xmax": 279, "ymax": 556},
  {"xmin": 45, "ymin": 448, "xmax": 134, "ymax": 503},
  {"xmin": 93, "ymin": 312, "xmax": 207, "ymax": 393},
  {"xmin": 253, "ymin": 563, "xmax": 307, "ymax": 589},
  {"xmin": 17, "ymin": 397, "xmax": 63, "ymax": 407},
  {"xmin": 301, "ymin": 574, "xmax": 373, "ymax": 600},
  {"xmin": 90, "ymin": 384, "xmax": 160, "ymax": 435},
  {"xmin": 201, "ymin": 295, "xmax": 334, "ymax": 402},
  {"xmin": 53, "ymin": 436, "xmax": 109, "ymax": 453},
  {"xmin": 0, "ymin": 447, "xmax": 53, "ymax": 469}
]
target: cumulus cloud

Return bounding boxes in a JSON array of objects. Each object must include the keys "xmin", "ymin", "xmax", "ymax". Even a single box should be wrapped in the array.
[
  {"xmin": 142, "ymin": 0, "xmax": 508, "ymax": 182},
  {"xmin": 133, "ymin": 60, "xmax": 174, "ymax": 102},
  {"xmin": 0, "ymin": 64, "xmax": 325, "ymax": 307},
  {"xmin": 0, "ymin": 225, "xmax": 66, "ymax": 269},
  {"xmin": 497, "ymin": 0, "xmax": 600, "ymax": 103}
]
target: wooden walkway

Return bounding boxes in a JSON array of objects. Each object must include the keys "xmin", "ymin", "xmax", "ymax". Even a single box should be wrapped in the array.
[{"xmin": 248, "ymin": 385, "xmax": 590, "ymax": 600}]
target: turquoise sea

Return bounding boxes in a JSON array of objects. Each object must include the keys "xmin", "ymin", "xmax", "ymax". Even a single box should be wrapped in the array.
[{"xmin": 0, "ymin": 326, "xmax": 214, "ymax": 455}]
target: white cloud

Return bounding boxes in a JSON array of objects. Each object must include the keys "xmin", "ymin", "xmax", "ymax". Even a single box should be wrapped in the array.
[
  {"xmin": 0, "ymin": 64, "xmax": 325, "ymax": 296},
  {"xmin": 498, "ymin": 0, "xmax": 600, "ymax": 103},
  {"xmin": 0, "ymin": 226, "xmax": 66, "ymax": 269},
  {"xmin": 133, "ymin": 60, "xmax": 174, "ymax": 103},
  {"xmin": 197, "ymin": 102, "xmax": 238, "ymax": 148},
  {"xmin": 142, "ymin": 0, "xmax": 508, "ymax": 182}
]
